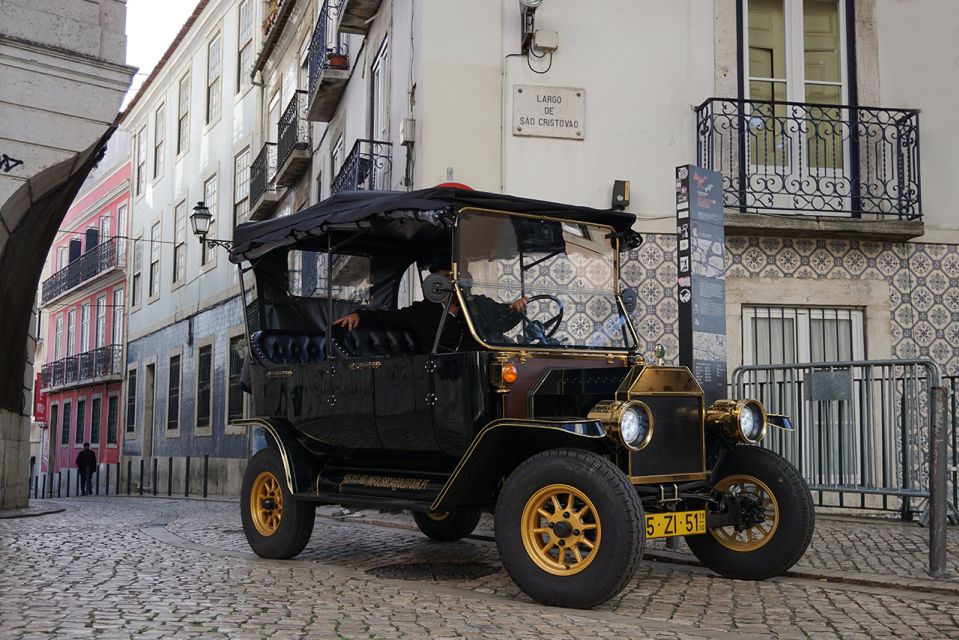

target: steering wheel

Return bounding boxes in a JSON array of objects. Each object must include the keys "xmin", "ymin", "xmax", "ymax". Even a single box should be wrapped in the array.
[{"xmin": 520, "ymin": 294, "xmax": 564, "ymax": 344}]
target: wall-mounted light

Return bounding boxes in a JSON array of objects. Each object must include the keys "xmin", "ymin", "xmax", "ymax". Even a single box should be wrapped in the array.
[
  {"xmin": 519, "ymin": 0, "xmax": 544, "ymax": 53},
  {"xmin": 190, "ymin": 201, "xmax": 232, "ymax": 251}
]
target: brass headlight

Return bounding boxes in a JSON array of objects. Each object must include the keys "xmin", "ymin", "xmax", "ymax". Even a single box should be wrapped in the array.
[
  {"xmin": 588, "ymin": 400, "xmax": 654, "ymax": 451},
  {"xmin": 706, "ymin": 399, "xmax": 768, "ymax": 444}
]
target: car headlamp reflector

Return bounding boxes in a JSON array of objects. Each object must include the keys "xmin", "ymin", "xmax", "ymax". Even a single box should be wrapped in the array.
[
  {"xmin": 706, "ymin": 399, "xmax": 768, "ymax": 444},
  {"xmin": 588, "ymin": 400, "xmax": 653, "ymax": 451}
]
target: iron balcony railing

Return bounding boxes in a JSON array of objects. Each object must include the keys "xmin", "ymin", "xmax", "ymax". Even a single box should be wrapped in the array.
[
  {"xmin": 41, "ymin": 237, "xmax": 123, "ymax": 305},
  {"xmin": 307, "ymin": 0, "xmax": 347, "ymax": 98},
  {"xmin": 40, "ymin": 345, "xmax": 123, "ymax": 391},
  {"xmin": 695, "ymin": 98, "xmax": 921, "ymax": 219},
  {"xmin": 277, "ymin": 90, "xmax": 310, "ymax": 172},
  {"xmin": 331, "ymin": 139, "xmax": 393, "ymax": 195},
  {"xmin": 250, "ymin": 142, "xmax": 278, "ymax": 209}
]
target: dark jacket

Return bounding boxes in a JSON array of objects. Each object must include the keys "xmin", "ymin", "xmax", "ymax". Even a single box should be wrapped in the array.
[
  {"xmin": 355, "ymin": 301, "xmax": 480, "ymax": 353},
  {"xmin": 76, "ymin": 448, "xmax": 96, "ymax": 472}
]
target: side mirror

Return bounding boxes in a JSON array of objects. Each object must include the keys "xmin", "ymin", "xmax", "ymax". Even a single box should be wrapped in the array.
[{"xmin": 423, "ymin": 273, "xmax": 454, "ymax": 303}]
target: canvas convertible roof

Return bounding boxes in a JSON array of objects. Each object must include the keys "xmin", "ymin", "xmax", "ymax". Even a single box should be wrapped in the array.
[{"xmin": 229, "ymin": 187, "xmax": 640, "ymax": 262}]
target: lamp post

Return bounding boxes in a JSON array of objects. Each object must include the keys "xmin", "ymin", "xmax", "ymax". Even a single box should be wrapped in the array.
[{"xmin": 190, "ymin": 201, "xmax": 232, "ymax": 251}]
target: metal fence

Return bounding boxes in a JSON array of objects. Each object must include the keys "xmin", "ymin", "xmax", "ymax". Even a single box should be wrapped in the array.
[
  {"xmin": 732, "ymin": 359, "xmax": 957, "ymax": 521},
  {"xmin": 30, "ymin": 455, "xmax": 214, "ymax": 500},
  {"xmin": 41, "ymin": 237, "xmax": 123, "ymax": 304},
  {"xmin": 249, "ymin": 142, "xmax": 277, "ymax": 211},
  {"xmin": 330, "ymin": 139, "xmax": 393, "ymax": 195}
]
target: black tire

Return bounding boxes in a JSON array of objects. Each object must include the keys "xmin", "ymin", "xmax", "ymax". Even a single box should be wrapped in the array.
[
  {"xmin": 494, "ymin": 448, "xmax": 644, "ymax": 609},
  {"xmin": 685, "ymin": 445, "xmax": 814, "ymax": 580},
  {"xmin": 412, "ymin": 509, "xmax": 482, "ymax": 541},
  {"xmin": 240, "ymin": 448, "xmax": 315, "ymax": 559}
]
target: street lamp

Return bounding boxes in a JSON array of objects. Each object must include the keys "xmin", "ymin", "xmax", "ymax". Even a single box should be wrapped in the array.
[{"xmin": 190, "ymin": 201, "xmax": 232, "ymax": 251}]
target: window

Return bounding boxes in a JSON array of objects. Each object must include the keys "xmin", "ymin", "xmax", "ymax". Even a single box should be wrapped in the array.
[
  {"xmin": 112, "ymin": 289, "xmax": 124, "ymax": 346},
  {"xmin": 66, "ymin": 309, "xmax": 76, "ymax": 356},
  {"xmin": 50, "ymin": 404, "xmax": 59, "ymax": 449},
  {"xmin": 370, "ymin": 39, "xmax": 389, "ymax": 144},
  {"xmin": 207, "ymin": 33, "xmax": 222, "ymax": 123},
  {"xmin": 135, "ymin": 125, "xmax": 147, "ymax": 195},
  {"xmin": 741, "ymin": 306, "xmax": 865, "ymax": 365},
  {"xmin": 331, "ymin": 135, "xmax": 345, "ymax": 175},
  {"xmin": 237, "ymin": 0, "xmax": 253, "ymax": 93},
  {"xmin": 153, "ymin": 104, "xmax": 165, "ymax": 178},
  {"xmin": 57, "ymin": 246, "xmax": 68, "ymax": 270},
  {"xmin": 80, "ymin": 303, "xmax": 91, "ymax": 353},
  {"xmin": 125, "ymin": 369, "xmax": 137, "ymax": 433},
  {"xmin": 288, "ymin": 251, "xmax": 371, "ymax": 302},
  {"xmin": 117, "ymin": 204, "xmax": 128, "ymax": 262},
  {"xmin": 177, "ymin": 72, "xmax": 191, "ymax": 154},
  {"xmin": 149, "ymin": 222, "xmax": 161, "ymax": 298},
  {"xmin": 106, "ymin": 395, "xmax": 118, "ymax": 445},
  {"xmin": 75, "ymin": 398, "xmax": 86, "ymax": 445},
  {"xmin": 196, "ymin": 345, "xmax": 212, "ymax": 428},
  {"xmin": 99, "ymin": 216, "xmax": 110, "ymax": 242},
  {"xmin": 54, "ymin": 316, "xmax": 63, "ymax": 359},
  {"xmin": 202, "ymin": 175, "xmax": 218, "ymax": 265},
  {"xmin": 173, "ymin": 201, "xmax": 187, "ymax": 284},
  {"xmin": 95, "ymin": 296, "xmax": 106, "ymax": 348},
  {"xmin": 61, "ymin": 402, "xmax": 71, "ymax": 445},
  {"xmin": 167, "ymin": 354, "xmax": 180, "ymax": 430},
  {"xmin": 131, "ymin": 238, "xmax": 142, "ymax": 306},
  {"xmin": 228, "ymin": 335, "xmax": 244, "ymax": 421},
  {"xmin": 234, "ymin": 147, "xmax": 251, "ymax": 224},
  {"xmin": 90, "ymin": 397, "xmax": 102, "ymax": 445}
]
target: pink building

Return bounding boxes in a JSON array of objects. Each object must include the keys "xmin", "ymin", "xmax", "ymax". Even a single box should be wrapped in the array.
[{"xmin": 38, "ymin": 161, "xmax": 130, "ymax": 475}]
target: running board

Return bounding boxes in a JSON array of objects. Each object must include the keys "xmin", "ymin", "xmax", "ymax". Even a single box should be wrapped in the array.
[{"xmin": 294, "ymin": 491, "xmax": 435, "ymax": 512}]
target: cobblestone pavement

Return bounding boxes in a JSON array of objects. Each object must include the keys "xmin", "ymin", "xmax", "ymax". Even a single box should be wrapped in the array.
[{"xmin": 1, "ymin": 498, "xmax": 957, "ymax": 639}]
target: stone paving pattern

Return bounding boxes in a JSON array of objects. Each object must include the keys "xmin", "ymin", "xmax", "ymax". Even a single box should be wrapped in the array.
[{"xmin": 1, "ymin": 497, "xmax": 957, "ymax": 638}]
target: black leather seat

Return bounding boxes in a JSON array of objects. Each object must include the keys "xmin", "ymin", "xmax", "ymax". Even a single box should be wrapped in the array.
[
  {"xmin": 329, "ymin": 324, "xmax": 419, "ymax": 358},
  {"xmin": 250, "ymin": 330, "xmax": 326, "ymax": 365}
]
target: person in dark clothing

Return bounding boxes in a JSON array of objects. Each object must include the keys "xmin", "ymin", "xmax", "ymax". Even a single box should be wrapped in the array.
[{"xmin": 76, "ymin": 443, "xmax": 96, "ymax": 496}]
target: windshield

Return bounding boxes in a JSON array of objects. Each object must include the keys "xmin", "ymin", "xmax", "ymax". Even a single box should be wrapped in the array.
[{"xmin": 455, "ymin": 210, "xmax": 636, "ymax": 351}]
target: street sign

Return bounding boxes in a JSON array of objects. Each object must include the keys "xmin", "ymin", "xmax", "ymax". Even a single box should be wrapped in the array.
[{"xmin": 512, "ymin": 85, "xmax": 585, "ymax": 140}]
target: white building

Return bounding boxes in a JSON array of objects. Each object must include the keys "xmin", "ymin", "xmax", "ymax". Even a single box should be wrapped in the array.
[
  {"xmin": 0, "ymin": 0, "xmax": 134, "ymax": 509},
  {"xmin": 120, "ymin": 0, "xmax": 261, "ymax": 493}
]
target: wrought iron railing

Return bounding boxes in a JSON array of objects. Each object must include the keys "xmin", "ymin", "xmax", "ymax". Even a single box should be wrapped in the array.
[
  {"xmin": 40, "ymin": 345, "xmax": 123, "ymax": 391},
  {"xmin": 308, "ymin": 0, "xmax": 347, "ymax": 98},
  {"xmin": 695, "ymin": 98, "xmax": 921, "ymax": 219},
  {"xmin": 331, "ymin": 139, "xmax": 393, "ymax": 195},
  {"xmin": 277, "ymin": 90, "xmax": 310, "ymax": 171},
  {"xmin": 41, "ymin": 237, "xmax": 123, "ymax": 304},
  {"xmin": 250, "ymin": 142, "xmax": 278, "ymax": 208}
]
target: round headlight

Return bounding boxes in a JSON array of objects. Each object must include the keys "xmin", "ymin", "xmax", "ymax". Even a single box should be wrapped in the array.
[
  {"xmin": 619, "ymin": 404, "xmax": 652, "ymax": 450},
  {"xmin": 738, "ymin": 403, "xmax": 764, "ymax": 442}
]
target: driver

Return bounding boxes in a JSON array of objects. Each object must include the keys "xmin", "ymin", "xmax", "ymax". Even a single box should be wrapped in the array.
[{"xmin": 333, "ymin": 256, "xmax": 527, "ymax": 353}]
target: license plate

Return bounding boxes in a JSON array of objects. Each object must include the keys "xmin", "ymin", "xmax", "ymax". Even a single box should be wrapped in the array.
[{"xmin": 645, "ymin": 510, "xmax": 706, "ymax": 539}]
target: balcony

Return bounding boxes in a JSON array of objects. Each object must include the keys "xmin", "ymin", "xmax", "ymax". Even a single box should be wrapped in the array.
[
  {"xmin": 306, "ymin": 0, "xmax": 349, "ymax": 122},
  {"xmin": 249, "ymin": 142, "xmax": 280, "ymax": 220},
  {"xmin": 276, "ymin": 91, "xmax": 311, "ymax": 187},
  {"xmin": 40, "ymin": 345, "xmax": 123, "ymax": 392},
  {"xmin": 41, "ymin": 237, "xmax": 124, "ymax": 305},
  {"xmin": 331, "ymin": 139, "xmax": 393, "ymax": 195},
  {"xmin": 337, "ymin": 0, "xmax": 383, "ymax": 34},
  {"xmin": 695, "ymin": 98, "xmax": 923, "ymax": 240}
]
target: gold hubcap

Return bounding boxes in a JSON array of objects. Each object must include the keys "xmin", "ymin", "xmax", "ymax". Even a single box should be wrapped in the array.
[
  {"xmin": 521, "ymin": 484, "xmax": 601, "ymax": 576},
  {"xmin": 250, "ymin": 471, "xmax": 284, "ymax": 537},
  {"xmin": 709, "ymin": 474, "xmax": 779, "ymax": 551},
  {"xmin": 426, "ymin": 512, "xmax": 449, "ymax": 522}
]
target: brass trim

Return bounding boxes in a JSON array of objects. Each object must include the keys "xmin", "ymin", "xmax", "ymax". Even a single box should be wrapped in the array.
[
  {"xmin": 232, "ymin": 418, "xmax": 296, "ymax": 495},
  {"xmin": 630, "ymin": 472, "xmax": 709, "ymax": 485},
  {"xmin": 432, "ymin": 418, "xmax": 607, "ymax": 511},
  {"xmin": 266, "ymin": 370, "xmax": 293, "ymax": 378},
  {"xmin": 587, "ymin": 399, "xmax": 654, "ymax": 451},
  {"xmin": 706, "ymin": 399, "xmax": 769, "ymax": 444},
  {"xmin": 451, "ymin": 206, "xmax": 640, "ymax": 357},
  {"xmin": 348, "ymin": 360, "xmax": 382, "ymax": 370}
]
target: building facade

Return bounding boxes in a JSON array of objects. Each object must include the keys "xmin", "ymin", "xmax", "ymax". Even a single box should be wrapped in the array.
[
  {"xmin": 0, "ymin": 0, "xmax": 134, "ymax": 508},
  {"xmin": 37, "ymin": 140, "xmax": 132, "ymax": 479},
  {"xmin": 120, "ymin": 0, "xmax": 261, "ymax": 494}
]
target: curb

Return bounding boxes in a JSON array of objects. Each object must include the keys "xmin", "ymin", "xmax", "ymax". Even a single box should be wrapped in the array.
[{"xmin": 0, "ymin": 507, "xmax": 65, "ymax": 519}]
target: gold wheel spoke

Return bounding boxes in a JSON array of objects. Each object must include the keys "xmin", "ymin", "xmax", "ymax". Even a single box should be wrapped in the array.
[
  {"xmin": 572, "ymin": 546, "xmax": 583, "ymax": 563},
  {"xmin": 537, "ymin": 507, "xmax": 551, "ymax": 519},
  {"xmin": 532, "ymin": 527, "xmax": 550, "ymax": 535},
  {"xmin": 550, "ymin": 495, "xmax": 562, "ymax": 513},
  {"xmin": 581, "ymin": 523, "xmax": 597, "ymax": 531},
  {"xmin": 581, "ymin": 539, "xmax": 595, "ymax": 550},
  {"xmin": 565, "ymin": 493, "xmax": 576, "ymax": 513}
]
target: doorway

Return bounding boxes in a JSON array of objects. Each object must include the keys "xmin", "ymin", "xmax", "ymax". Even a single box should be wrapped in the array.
[{"xmin": 143, "ymin": 363, "xmax": 155, "ymax": 462}]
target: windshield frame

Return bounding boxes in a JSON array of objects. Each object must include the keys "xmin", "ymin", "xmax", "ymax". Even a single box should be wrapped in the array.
[{"xmin": 452, "ymin": 206, "xmax": 640, "ymax": 356}]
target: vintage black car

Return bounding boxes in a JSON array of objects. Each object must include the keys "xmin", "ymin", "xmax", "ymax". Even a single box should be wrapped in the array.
[{"xmin": 228, "ymin": 187, "xmax": 814, "ymax": 609}]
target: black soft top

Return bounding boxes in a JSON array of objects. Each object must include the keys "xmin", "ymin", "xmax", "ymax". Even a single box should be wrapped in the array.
[{"xmin": 230, "ymin": 187, "xmax": 639, "ymax": 263}]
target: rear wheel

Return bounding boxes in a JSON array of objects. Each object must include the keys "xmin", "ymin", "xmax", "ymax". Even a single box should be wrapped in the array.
[
  {"xmin": 685, "ymin": 445, "xmax": 814, "ymax": 580},
  {"xmin": 412, "ymin": 509, "xmax": 482, "ymax": 541},
  {"xmin": 240, "ymin": 448, "xmax": 315, "ymax": 559},
  {"xmin": 495, "ymin": 448, "xmax": 644, "ymax": 609}
]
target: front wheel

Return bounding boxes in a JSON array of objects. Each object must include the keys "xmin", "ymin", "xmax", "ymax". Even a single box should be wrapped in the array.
[
  {"xmin": 240, "ymin": 448, "xmax": 315, "ymax": 559},
  {"xmin": 685, "ymin": 445, "xmax": 814, "ymax": 580},
  {"xmin": 412, "ymin": 509, "xmax": 481, "ymax": 541},
  {"xmin": 495, "ymin": 448, "xmax": 644, "ymax": 609}
]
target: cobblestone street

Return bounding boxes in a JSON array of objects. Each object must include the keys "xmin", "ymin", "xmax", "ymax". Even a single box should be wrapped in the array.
[{"xmin": 1, "ymin": 498, "xmax": 957, "ymax": 639}]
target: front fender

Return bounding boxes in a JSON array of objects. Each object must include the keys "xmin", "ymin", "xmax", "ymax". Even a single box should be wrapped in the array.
[
  {"xmin": 431, "ymin": 419, "xmax": 613, "ymax": 512},
  {"xmin": 233, "ymin": 417, "xmax": 319, "ymax": 494}
]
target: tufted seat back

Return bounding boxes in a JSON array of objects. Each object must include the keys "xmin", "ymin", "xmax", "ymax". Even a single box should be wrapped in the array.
[
  {"xmin": 250, "ymin": 331, "xmax": 326, "ymax": 365},
  {"xmin": 329, "ymin": 324, "xmax": 420, "ymax": 358}
]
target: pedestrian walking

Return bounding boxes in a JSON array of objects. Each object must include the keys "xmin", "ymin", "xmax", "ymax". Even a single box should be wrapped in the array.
[{"xmin": 76, "ymin": 443, "xmax": 96, "ymax": 496}]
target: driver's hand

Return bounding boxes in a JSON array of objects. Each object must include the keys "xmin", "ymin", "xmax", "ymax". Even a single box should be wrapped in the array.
[
  {"xmin": 509, "ymin": 296, "xmax": 528, "ymax": 313},
  {"xmin": 333, "ymin": 313, "xmax": 360, "ymax": 331}
]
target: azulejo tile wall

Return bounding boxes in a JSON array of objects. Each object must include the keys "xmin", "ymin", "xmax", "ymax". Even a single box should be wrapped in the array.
[{"xmin": 622, "ymin": 233, "xmax": 959, "ymax": 376}]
